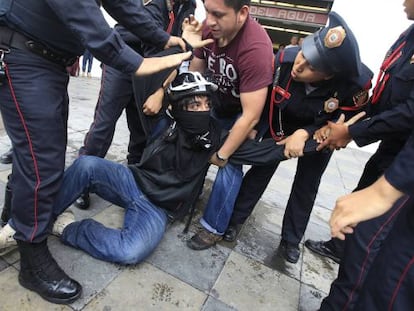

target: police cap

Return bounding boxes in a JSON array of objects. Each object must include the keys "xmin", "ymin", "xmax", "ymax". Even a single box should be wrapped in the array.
[{"xmin": 301, "ymin": 11, "xmax": 362, "ymax": 77}]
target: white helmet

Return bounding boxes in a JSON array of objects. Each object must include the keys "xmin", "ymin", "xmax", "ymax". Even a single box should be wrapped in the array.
[{"xmin": 167, "ymin": 71, "xmax": 218, "ymax": 101}]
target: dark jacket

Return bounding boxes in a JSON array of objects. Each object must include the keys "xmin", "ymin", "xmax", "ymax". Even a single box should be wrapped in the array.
[
  {"xmin": 271, "ymin": 47, "xmax": 368, "ymax": 137},
  {"xmin": 116, "ymin": 0, "xmax": 196, "ymax": 56},
  {"xmin": 0, "ymin": 0, "xmax": 171, "ymax": 74}
]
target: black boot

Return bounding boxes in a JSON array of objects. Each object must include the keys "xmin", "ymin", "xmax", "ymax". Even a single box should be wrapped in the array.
[
  {"xmin": 74, "ymin": 192, "xmax": 90, "ymax": 210},
  {"xmin": 0, "ymin": 183, "xmax": 12, "ymax": 226},
  {"xmin": 17, "ymin": 239, "xmax": 82, "ymax": 304}
]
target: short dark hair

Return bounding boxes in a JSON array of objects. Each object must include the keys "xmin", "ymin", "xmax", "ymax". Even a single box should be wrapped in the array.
[{"xmin": 223, "ymin": 0, "xmax": 250, "ymax": 12}]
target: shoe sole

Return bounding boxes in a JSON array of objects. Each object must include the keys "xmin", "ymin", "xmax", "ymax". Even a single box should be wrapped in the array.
[
  {"xmin": 18, "ymin": 276, "xmax": 82, "ymax": 305},
  {"xmin": 305, "ymin": 244, "xmax": 341, "ymax": 264}
]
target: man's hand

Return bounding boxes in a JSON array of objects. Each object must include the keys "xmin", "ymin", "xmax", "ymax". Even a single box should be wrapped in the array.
[
  {"xmin": 181, "ymin": 15, "xmax": 214, "ymax": 49},
  {"xmin": 277, "ymin": 129, "xmax": 309, "ymax": 158},
  {"xmin": 247, "ymin": 129, "xmax": 258, "ymax": 140},
  {"xmin": 142, "ymin": 70, "xmax": 177, "ymax": 115},
  {"xmin": 313, "ymin": 124, "xmax": 330, "ymax": 143},
  {"xmin": 164, "ymin": 36, "xmax": 186, "ymax": 51},
  {"xmin": 316, "ymin": 112, "xmax": 366, "ymax": 151},
  {"xmin": 209, "ymin": 152, "xmax": 228, "ymax": 167},
  {"xmin": 143, "ymin": 88, "xmax": 164, "ymax": 115},
  {"xmin": 135, "ymin": 52, "xmax": 192, "ymax": 76},
  {"xmin": 330, "ymin": 175, "xmax": 404, "ymax": 240}
]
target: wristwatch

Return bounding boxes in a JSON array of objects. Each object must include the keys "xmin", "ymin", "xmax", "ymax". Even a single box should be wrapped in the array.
[{"xmin": 216, "ymin": 152, "xmax": 227, "ymax": 162}]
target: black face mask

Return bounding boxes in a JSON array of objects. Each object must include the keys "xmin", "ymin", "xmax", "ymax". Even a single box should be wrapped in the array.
[
  {"xmin": 171, "ymin": 110, "xmax": 212, "ymax": 150},
  {"xmin": 171, "ymin": 110, "xmax": 211, "ymax": 136}
]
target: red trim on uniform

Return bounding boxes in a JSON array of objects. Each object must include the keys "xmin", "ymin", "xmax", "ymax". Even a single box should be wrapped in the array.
[
  {"xmin": 388, "ymin": 255, "xmax": 414, "ymax": 310},
  {"xmin": 4, "ymin": 64, "xmax": 41, "ymax": 242},
  {"xmin": 342, "ymin": 195, "xmax": 409, "ymax": 311}
]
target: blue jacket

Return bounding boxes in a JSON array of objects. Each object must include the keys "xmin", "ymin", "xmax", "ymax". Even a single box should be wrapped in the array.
[
  {"xmin": 349, "ymin": 24, "xmax": 414, "ymax": 147},
  {"xmin": 270, "ymin": 47, "xmax": 370, "ymax": 136},
  {"xmin": 385, "ymin": 130, "xmax": 414, "ymax": 194},
  {"xmin": 0, "ymin": 0, "xmax": 172, "ymax": 74},
  {"xmin": 116, "ymin": 0, "xmax": 196, "ymax": 56}
]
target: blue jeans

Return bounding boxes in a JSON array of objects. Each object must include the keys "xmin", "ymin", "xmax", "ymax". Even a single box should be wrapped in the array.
[
  {"xmin": 201, "ymin": 162, "xmax": 243, "ymax": 234},
  {"xmin": 82, "ymin": 50, "xmax": 94, "ymax": 73},
  {"xmin": 200, "ymin": 110, "xmax": 243, "ymax": 235},
  {"xmin": 53, "ymin": 156, "xmax": 168, "ymax": 264}
]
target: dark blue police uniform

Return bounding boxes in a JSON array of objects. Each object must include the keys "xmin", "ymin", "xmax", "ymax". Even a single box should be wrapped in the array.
[
  {"xmin": 321, "ymin": 24, "xmax": 414, "ymax": 311},
  {"xmin": 0, "ymin": 0, "xmax": 177, "ymax": 304},
  {"xmin": 0, "ymin": 0, "xmax": 171, "ymax": 242},
  {"xmin": 79, "ymin": 0, "xmax": 196, "ymax": 164},
  {"xmin": 228, "ymin": 12, "xmax": 372, "ymax": 263},
  {"xmin": 351, "ymin": 133, "xmax": 414, "ymax": 311}
]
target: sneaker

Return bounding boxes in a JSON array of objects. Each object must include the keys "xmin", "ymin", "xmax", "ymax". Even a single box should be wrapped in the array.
[
  {"xmin": 87, "ymin": 73, "xmax": 92, "ymax": 78},
  {"xmin": 187, "ymin": 228, "xmax": 223, "ymax": 250},
  {"xmin": 52, "ymin": 211, "xmax": 75, "ymax": 237},
  {"xmin": 0, "ymin": 223, "xmax": 17, "ymax": 255},
  {"xmin": 81, "ymin": 72, "xmax": 85, "ymax": 77}
]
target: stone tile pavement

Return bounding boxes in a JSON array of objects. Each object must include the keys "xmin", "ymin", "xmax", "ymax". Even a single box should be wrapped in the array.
[{"xmin": 0, "ymin": 76, "xmax": 373, "ymax": 311}]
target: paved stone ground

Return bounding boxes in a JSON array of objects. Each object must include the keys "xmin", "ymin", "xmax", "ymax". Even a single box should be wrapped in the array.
[{"xmin": 0, "ymin": 76, "xmax": 372, "ymax": 311}]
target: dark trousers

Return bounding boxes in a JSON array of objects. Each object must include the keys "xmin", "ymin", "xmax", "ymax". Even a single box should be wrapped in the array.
[
  {"xmin": 354, "ymin": 197, "xmax": 414, "ymax": 311},
  {"xmin": 0, "ymin": 48, "xmax": 69, "ymax": 242},
  {"xmin": 231, "ymin": 150, "xmax": 332, "ymax": 245},
  {"xmin": 324, "ymin": 145, "xmax": 398, "ymax": 258},
  {"xmin": 321, "ymin": 139, "xmax": 407, "ymax": 310},
  {"xmin": 79, "ymin": 64, "xmax": 146, "ymax": 164}
]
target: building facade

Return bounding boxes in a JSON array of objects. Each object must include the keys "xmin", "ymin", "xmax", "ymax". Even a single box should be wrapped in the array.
[{"xmin": 250, "ymin": 0, "xmax": 335, "ymax": 51}]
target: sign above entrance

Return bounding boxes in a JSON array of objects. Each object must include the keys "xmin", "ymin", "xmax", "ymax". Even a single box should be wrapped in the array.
[{"xmin": 250, "ymin": 5, "xmax": 328, "ymax": 27}]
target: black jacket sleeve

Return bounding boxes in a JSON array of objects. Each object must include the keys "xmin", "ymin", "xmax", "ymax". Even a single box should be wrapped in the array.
[
  {"xmin": 349, "ymin": 95, "xmax": 414, "ymax": 147},
  {"xmin": 385, "ymin": 130, "xmax": 414, "ymax": 194}
]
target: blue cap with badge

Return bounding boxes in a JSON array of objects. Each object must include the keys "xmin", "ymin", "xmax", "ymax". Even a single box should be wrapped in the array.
[{"xmin": 301, "ymin": 11, "xmax": 362, "ymax": 77}]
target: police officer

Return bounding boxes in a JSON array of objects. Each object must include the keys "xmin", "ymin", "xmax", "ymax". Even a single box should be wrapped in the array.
[
  {"xmin": 315, "ymin": 0, "xmax": 414, "ymax": 308},
  {"xmin": 223, "ymin": 12, "xmax": 372, "ymax": 264},
  {"xmin": 329, "ymin": 132, "xmax": 414, "ymax": 310},
  {"xmin": 75, "ymin": 0, "xmax": 197, "ymax": 209},
  {"xmin": 0, "ymin": 0, "xmax": 194, "ymax": 304}
]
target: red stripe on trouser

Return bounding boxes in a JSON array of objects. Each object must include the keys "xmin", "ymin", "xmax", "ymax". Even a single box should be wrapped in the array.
[
  {"xmin": 4, "ymin": 63, "xmax": 41, "ymax": 241},
  {"xmin": 343, "ymin": 196, "xmax": 410, "ymax": 311}
]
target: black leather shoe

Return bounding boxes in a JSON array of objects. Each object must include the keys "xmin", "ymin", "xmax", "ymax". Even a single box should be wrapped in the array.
[
  {"xmin": 304, "ymin": 239, "xmax": 341, "ymax": 263},
  {"xmin": 223, "ymin": 224, "xmax": 240, "ymax": 242},
  {"xmin": 279, "ymin": 240, "xmax": 300, "ymax": 263},
  {"xmin": 18, "ymin": 240, "xmax": 82, "ymax": 304},
  {"xmin": 0, "ymin": 149, "xmax": 13, "ymax": 164},
  {"xmin": 74, "ymin": 193, "xmax": 90, "ymax": 210}
]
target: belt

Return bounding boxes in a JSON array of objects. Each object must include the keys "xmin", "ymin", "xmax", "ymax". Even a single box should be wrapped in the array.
[{"xmin": 0, "ymin": 26, "xmax": 77, "ymax": 67}]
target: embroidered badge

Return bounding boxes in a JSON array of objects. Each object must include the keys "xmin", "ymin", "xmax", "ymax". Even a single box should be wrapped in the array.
[
  {"xmin": 410, "ymin": 54, "xmax": 414, "ymax": 64},
  {"xmin": 324, "ymin": 26, "xmax": 346, "ymax": 49},
  {"xmin": 353, "ymin": 90, "xmax": 369, "ymax": 107},
  {"xmin": 324, "ymin": 97, "xmax": 339, "ymax": 113}
]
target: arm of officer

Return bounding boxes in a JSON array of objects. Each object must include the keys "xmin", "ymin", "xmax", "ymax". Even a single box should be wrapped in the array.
[
  {"xmin": 100, "ymin": 0, "xmax": 186, "ymax": 51},
  {"xmin": 330, "ymin": 129, "xmax": 414, "ymax": 239},
  {"xmin": 330, "ymin": 175, "xmax": 404, "ymax": 240},
  {"xmin": 316, "ymin": 112, "xmax": 366, "ymax": 151},
  {"xmin": 318, "ymin": 93, "xmax": 414, "ymax": 151},
  {"xmin": 211, "ymin": 87, "xmax": 268, "ymax": 166}
]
